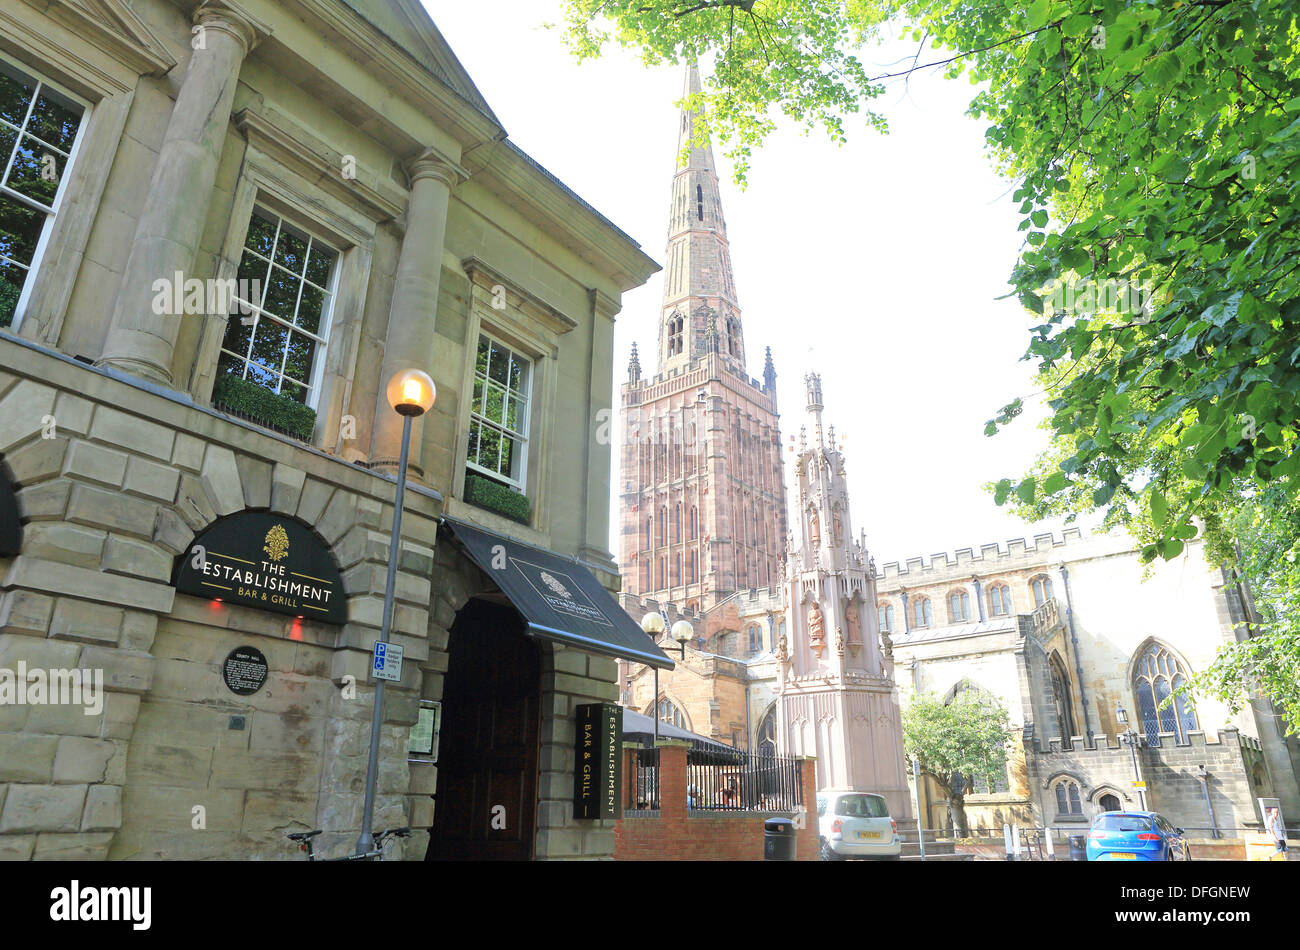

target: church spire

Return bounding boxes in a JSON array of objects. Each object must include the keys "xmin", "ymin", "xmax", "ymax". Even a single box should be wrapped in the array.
[{"xmin": 657, "ymin": 62, "xmax": 745, "ymax": 376}]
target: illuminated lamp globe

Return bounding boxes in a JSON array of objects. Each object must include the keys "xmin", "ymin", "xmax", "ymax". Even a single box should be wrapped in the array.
[
  {"xmin": 640, "ymin": 612, "xmax": 666, "ymax": 636},
  {"xmin": 387, "ymin": 369, "xmax": 436, "ymax": 417},
  {"xmin": 670, "ymin": 620, "xmax": 694, "ymax": 645}
]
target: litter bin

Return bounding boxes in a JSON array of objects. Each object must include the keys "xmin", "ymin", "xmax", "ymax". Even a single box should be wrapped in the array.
[
  {"xmin": 1068, "ymin": 834, "xmax": 1088, "ymax": 862},
  {"xmin": 764, "ymin": 817, "xmax": 797, "ymax": 861}
]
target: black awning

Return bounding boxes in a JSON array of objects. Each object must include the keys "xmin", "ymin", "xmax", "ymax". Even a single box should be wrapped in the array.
[
  {"xmin": 438, "ymin": 516, "xmax": 674, "ymax": 669},
  {"xmin": 0, "ymin": 460, "xmax": 20, "ymax": 557}
]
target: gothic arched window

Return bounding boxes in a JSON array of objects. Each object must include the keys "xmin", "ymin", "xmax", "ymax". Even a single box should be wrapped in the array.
[
  {"xmin": 689, "ymin": 506, "xmax": 698, "ymax": 540},
  {"xmin": 949, "ymin": 590, "xmax": 971, "ymax": 623},
  {"xmin": 1050, "ymin": 653, "xmax": 1076, "ymax": 740},
  {"xmin": 756, "ymin": 703, "xmax": 778, "ymax": 757},
  {"xmin": 913, "ymin": 597, "xmax": 933, "ymax": 628},
  {"xmin": 1031, "ymin": 575, "xmax": 1054, "ymax": 607},
  {"xmin": 748, "ymin": 624, "xmax": 762, "ymax": 654},
  {"xmin": 688, "ymin": 550, "xmax": 698, "ymax": 584},
  {"xmin": 696, "ymin": 184, "xmax": 704, "ymax": 222},
  {"xmin": 878, "ymin": 603, "xmax": 895, "ymax": 633},
  {"xmin": 667, "ymin": 314, "xmax": 684, "ymax": 355},
  {"xmin": 988, "ymin": 583, "xmax": 1011, "ymax": 616},
  {"xmin": 656, "ymin": 698, "xmax": 688, "ymax": 730},
  {"xmin": 674, "ymin": 504, "xmax": 682, "ymax": 543},
  {"xmin": 1132, "ymin": 642, "xmax": 1199, "ymax": 743},
  {"xmin": 1053, "ymin": 779, "xmax": 1083, "ymax": 816}
]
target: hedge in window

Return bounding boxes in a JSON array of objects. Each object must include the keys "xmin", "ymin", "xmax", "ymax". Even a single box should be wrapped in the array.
[
  {"xmin": 464, "ymin": 471, "xmax": 530, "ymax": 524},
  {"xmin": 212, "ymin": 373, "xmax": 317, "ymax": 442}
]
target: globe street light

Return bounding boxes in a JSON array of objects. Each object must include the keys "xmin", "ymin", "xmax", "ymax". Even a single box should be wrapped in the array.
[
  {"xmin": 640, "ymin": 612, "xmax": 693, "ymax": 744},
  {"xmin": 357, "ymin": 369, "xmax": 435, "ymax": 856}
]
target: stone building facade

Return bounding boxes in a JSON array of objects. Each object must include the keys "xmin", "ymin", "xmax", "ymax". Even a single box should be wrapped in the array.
[
  {"xmin": 879, "ymin": 529, "xmax": 1300, "ymax": 834},
  {"xmin": 0, "ymin": 0, "xmax": 666, "ymax": 861}
]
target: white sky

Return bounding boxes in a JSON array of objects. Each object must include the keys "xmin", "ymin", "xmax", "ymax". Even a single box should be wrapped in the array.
[{"xmin": 428, "ymin": 1, "xmax": 1088, "ymax": 566}]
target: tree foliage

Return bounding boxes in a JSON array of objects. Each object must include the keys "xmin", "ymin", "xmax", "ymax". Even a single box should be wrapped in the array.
[{"xmin": 902, "ymin": 692, "xmax": 1012, "ymax": 833}]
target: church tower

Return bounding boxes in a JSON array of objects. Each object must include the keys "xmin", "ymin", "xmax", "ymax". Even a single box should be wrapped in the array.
[
  {"xmin": 618, "ymin": 64, "xmax": 787, "ymax": 612},
  {"xmin": 775, "ymin": 374, "xmax": 911, "ymax": 816}
]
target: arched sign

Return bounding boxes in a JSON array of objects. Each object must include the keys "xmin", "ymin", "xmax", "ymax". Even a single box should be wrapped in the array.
[
  {"xmin": 0, "ymin": 461, "xmax": 20, "ymax": 557},
  {"xmin": 174, "ymin": 512, "xmax": 346, "ymax": 624}
]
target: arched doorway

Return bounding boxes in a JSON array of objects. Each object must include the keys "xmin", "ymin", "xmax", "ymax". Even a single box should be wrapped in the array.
[
  {"xmin": 427, "ymin": 597, "xmax": 540, "ymax": 860},
  {"xmin": 1098, "ymin": 792, "xmax": 1121, "ymax": 812}
]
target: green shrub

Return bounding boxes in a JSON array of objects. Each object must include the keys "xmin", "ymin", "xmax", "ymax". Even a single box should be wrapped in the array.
[
  {"xmin": 212, "ymin": 374, "xmax": 316, "ymax": 442},
  {"xmin": 464, "ymin": 471, "xmax": 530, "ymax": 524}
]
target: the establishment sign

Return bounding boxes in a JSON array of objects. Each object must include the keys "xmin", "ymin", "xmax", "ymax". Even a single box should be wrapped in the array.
[
  {"xmin": 174, "ymin": 512, "xmax": 346, "ymax": 624},
  {"xmin": 0, "ymin": 462, "xmax": 20, "ymax": 557},
  {"xmin": 574, "ymin": 702, "xmax": 622, "ymax": 820}
]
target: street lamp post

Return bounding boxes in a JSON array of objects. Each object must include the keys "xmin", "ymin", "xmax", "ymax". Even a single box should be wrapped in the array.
[
  {"xmin": 356, "ymin": 369, "xmax": 435, "ymax": 856},
  {"xmin": 1115, "ymin": 701, "xmax": 1146, "ymax": 811},
  {"xmin": 639, "ymin": 612, "xmax": 693, "ymax": 743}
]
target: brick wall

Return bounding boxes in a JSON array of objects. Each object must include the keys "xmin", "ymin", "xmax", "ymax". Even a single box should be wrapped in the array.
[{"xmin": 613, "ymin": 741, "xmax": 817, "ymax": 860}]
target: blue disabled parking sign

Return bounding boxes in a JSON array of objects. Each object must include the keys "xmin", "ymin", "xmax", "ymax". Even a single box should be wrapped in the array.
[{"xmin": 371, "ymin": 641, "xmax": 403, "ymax": 682}]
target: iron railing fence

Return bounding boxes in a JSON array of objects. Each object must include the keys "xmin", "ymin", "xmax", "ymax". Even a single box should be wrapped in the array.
[
  {"xmin": 687, "ymin": 751, "xmax": 803, "ymax": 813},
  {"xmin": 625, "ymin": 747, "xmax": 660, "ymax": 816}
]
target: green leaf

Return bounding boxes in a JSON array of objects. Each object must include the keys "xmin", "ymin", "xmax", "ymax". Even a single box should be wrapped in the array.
[
  {"xmin": 1016, "ymin": 478, "xmax": 1037, "ymax": 505},
  {"xmin": 1150, "ymin": 488, "xmax": 1168, "ymax": 530}
]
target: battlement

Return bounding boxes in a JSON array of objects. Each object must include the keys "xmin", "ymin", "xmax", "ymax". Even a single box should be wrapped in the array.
[
  {"xmin": 617, "ymin": 592, "xmax": 703, "ymax": 626},
  {"xmin": 1024, "ymin": 725, "xmax": 1244, "ymax": 755},
  {"xmin": 877, "ymin": 527, "xmax": 1090, "ymax": 581}
]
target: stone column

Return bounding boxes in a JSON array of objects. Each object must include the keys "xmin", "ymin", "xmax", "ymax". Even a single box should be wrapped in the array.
[
  {"xmin": 98, "ymin": 1, "xmax": 267, "ymax": 385},
  {"xmin": 369, "ymin": 151, "xmax": 458, "ymax": 479}
]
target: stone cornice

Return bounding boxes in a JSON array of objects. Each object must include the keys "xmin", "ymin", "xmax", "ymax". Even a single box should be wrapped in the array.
[
  {"xmin": 233, "ymin": 107, "xmax": 407, "ymax": 221},
  {"xmin": 462, "ymin": 257, "xmax": 577, "ymax": 336},
  {"xmin": 405, "ymin": 147, "xmax": 468, "ymax": 190},
  {"xmin": 18, "ymin": 0, "xmax": 178, "ymax": 78}
]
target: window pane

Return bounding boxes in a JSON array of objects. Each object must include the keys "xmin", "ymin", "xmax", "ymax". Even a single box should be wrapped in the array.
[
  {"xmin": 1137, "ymin": 686, "xmax": 1159, "ymax": 744},
  {"xmin": 215, "ymin": 349, "xmax": 245, "ymax": 380},
  {"xmin": 273, "ymin": 225, "xmax": 309, "ymax": 275},
  {"xmin": 466, "ymin": 420, "xmax": 480, "ymax": 464},
  {"xmin": 482, "ymin": 383, "xmax": 505, "ymax": 425},
  {"xmin": 296, "ymin": 284, "xmax": 325, "ymax": 334},
  {"xmin": 1154, "ymin": 676, "xmax": 1177, "ymax": 735},
  {"xmin": 504, "ymin": 391, "xmax": 524, "ymax": 432},
  {"xmin": 477, "ymin": 425, "xmax": 501, "ymax": 473},
  {"xmin": 27, "ymin": 88, "xmax": 81, "ymax": 153},
  {"xmin": 0, "ymin": 66, "xmax": 35, "ymax": 128},
  {"xmin": 500, "ymin": 432, "xmax": 517, "ymax": 479},
  {"xmin": 243, "ymin": 212, "xmax": 277, "ymax": 257},
  {"xmin": 7, "ymin": 135, "xmax": 61, "ymax": 207},
  {"xmin": 0, "ymin": 189, "xmax": 42, "ymax": 261},
  {"xmin": 279, "ymin": 379, "xmax": 307, "ymax": 404},
  {"xmin": 1069, "ymin": 784, "xmax": 1081, "ymax": 813},
  {"xmin": 1056, "ymin": 784, "xmax": 1067, "ymax": 812},
  {"xmin": 508, "ymin": 352, "xmax": 528, "ymax": 392},
  {"xmin": 281, "ymin": 329, "xmax": 315, "ymax": 384},
  {"xmin": 249, "ymin": 318, "xmax": 289, "ymax": 376},
  {"xmin": 304, "ymin": 243, "xmax": 334, "ymax": 287},
  {"xmin": 476, "ymin": 336, "xmax": 490, "ymax": 375},
  {"xmin": 487, "ymin": 340, "xmax": 511, "ymax": 385},
  {"xmin": 261, "ymin": 266, "xmax": 300, "ymax": 321},
  {"xmin": 0, "ymin": 257, "xmax": 24, "ymax": 327},
  {"xmin": 219, "ymin": 313, "xmax": 253, "ymax": 362}
]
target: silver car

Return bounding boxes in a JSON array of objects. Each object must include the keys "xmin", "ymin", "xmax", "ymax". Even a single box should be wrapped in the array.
[{"xmin": 817, "ymin": 791, "xmax": 902, "ymax": 860}]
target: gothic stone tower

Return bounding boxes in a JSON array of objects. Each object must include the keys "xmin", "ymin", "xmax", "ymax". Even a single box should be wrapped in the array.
[
  {"xmin": 618, "ymin": 65, "xmax": 787, "ymax": 612},
  {"xmin": 774, "ymin": 374, "xmax": 911, "ymax": 817}
]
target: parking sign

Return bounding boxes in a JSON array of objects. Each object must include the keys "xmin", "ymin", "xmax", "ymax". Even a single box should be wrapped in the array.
[{"xmin": 372, "ymin": 641, "xmax": 403, "ymax": 682}]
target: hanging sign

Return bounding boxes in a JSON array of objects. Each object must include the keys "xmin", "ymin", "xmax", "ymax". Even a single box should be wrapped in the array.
[
  {"xmin": 574, "ymin": 702, "xmax": 622, "ymax": 820},
  {"xmin": 174, "ymin": 512, "xmax": 346, "ymax": 624}
]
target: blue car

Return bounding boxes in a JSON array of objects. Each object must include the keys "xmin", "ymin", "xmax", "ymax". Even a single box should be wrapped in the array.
[{"xmin": 1086, "ymin": 810, "xmax": 1192, "ymax": 861}]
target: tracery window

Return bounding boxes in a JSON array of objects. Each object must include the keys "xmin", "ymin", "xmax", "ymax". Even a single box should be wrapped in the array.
[
  {"xmin": 1031, "ymin": 575, "xmax": 1054, "ymax": 607},
  {"xmin": 949, "ymin": 590, "xmax": 971, "ymax": 623},
  {"xmin": 878, "ymin": 603, "xmax": 894, "ymax": 633},
  {"xmin": 1133, "ymin": 643, "xmax": 1199, "ymax": 743},
  {"xmin": 913, "ymin": 596, "xmax": 933, "ymax": 628},
  {"xmin": 988, "ymin": 583, "xmax": 1012, "ymax": 616},
  {"xmin": 1053, "ymin": 779, "xmax": 1084, "ymax": 816}
]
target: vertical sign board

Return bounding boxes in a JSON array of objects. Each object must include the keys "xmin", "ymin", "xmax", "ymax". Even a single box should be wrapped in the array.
[
  {"xmin": 0, "ymin": 464, "xmax": 20, "ymax": 557},
  {"xmin": 574, "ymin": 703, "xmax": 622, "ymax": 820}
]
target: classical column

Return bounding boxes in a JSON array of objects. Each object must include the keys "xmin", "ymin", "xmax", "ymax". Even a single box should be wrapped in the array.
[
  {"xmin": 369, "ymin": 151, "xmax": 458, "ymax": 479},
  {"xmin": 99, "ymin": 1, "xmax": 267, "ymax": 384}
]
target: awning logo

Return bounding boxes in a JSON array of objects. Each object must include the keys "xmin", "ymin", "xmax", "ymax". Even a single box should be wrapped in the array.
[
  {"xmin": 264, "ymin": 524, "xmax": 290, "ymax": 561},
  {"xmin": 540, "ymin": 571, "xmax": 572, "ymax": 599}
]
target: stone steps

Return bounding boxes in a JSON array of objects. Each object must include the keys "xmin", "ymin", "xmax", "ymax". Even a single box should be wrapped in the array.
[{"xmin": 901, "ymin": 852, "xmax": 975, "ymax": 862}]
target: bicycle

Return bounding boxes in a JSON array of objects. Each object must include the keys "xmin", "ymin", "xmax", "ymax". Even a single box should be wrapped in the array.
[{"xmin": 286, "ymin": 826, "xmax": 411, "ymax": 861}]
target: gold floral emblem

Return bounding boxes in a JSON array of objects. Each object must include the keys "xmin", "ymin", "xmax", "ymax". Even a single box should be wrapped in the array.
[{"xmin": 263, "ymin": 524, "xmax": 290, "ymax": 562}]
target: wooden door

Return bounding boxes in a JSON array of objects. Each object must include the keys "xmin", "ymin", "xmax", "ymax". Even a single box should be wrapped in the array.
[{"xmin": 427, "ymin": 598, "xmax": 540, "ymax": 860}]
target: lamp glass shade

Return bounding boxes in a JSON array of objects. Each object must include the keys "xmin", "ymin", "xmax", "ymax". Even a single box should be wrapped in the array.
[
  {"xmin": 1116, "ymin": 703, "xmax": 1129, "ymax": 725},
  {"xmin": 670, "ymin": 619, "xmax": 694, "ymax": 644},
  {"xmin": 640, "ymin": 612, "xmax": 665, "ymax": 636},
  {"xmin": 387, "ymin": 369, "xmax": 436, "ymax": 416}
]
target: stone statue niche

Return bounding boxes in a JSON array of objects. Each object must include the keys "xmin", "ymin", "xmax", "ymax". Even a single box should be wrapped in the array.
[{"xmin": 807, "ymin": 599, "xmax": 826, "ymax": 656}]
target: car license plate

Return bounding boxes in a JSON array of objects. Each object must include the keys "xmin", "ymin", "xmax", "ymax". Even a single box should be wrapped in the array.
[
  {"xmin": 1110, "ymin": 853, "xmax": 1137, "ymax": 860},
  {"xmin": 857, "ymin": 831, "xmax": 881, "ymax": 840}
]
